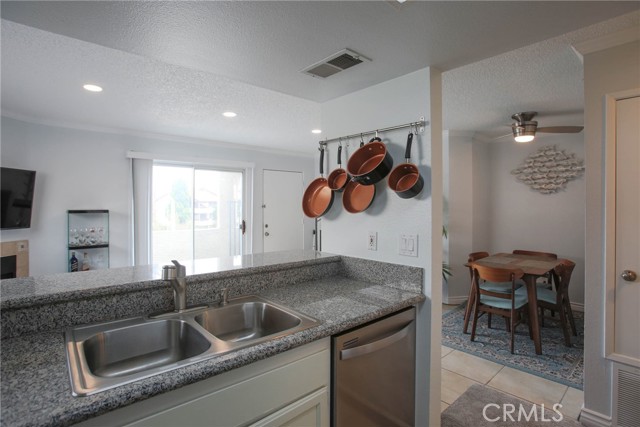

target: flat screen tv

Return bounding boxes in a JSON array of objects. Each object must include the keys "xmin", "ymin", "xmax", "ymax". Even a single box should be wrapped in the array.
[{"xmin": 1, "ymin": 167, "xmax": 37, "ymax": 230}]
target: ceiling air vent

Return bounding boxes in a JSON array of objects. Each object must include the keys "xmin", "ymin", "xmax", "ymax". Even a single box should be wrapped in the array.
[{"xmin": 301, "ymin": 49, "xmax": 370, "ymax": 79}]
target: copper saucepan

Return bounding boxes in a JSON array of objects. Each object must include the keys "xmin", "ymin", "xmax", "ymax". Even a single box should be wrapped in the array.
[
  {"xmin": 327, "ymin": 144, "xmax": 350, "ymax": 192},
  {"xmin": 388, "ymin": 132, "xmax": 423, "ymax": 199},
  {"xmin": 347, "ymin": 136, "xmax": 393, "ymax": 186},
  {"xmin": 302, "ymin": 146, "xmax": 334, "ymax": 218}
]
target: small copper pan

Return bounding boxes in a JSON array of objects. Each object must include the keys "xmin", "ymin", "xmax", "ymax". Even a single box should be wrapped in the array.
[
  {"xmin": 388, "ymin": 132, "xmax": 424, "ymax": 199},
  {"xmin": 327, "ymin": 144, "xmax": 350, "ymax": 192},
  {"xmin": 302, "ymin": 147, "xmax": 334, "ymax": 218}
]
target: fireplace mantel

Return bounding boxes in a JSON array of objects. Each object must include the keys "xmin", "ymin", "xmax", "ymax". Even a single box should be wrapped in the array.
[{"xmin": 0, "ymin": 240, "xmax": 29, "ymax": 278}]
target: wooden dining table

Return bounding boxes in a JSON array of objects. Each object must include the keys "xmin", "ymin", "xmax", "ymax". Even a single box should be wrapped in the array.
[{"xmin": 464, "ymin": 252, "xmax": 564, "ymax": 355}]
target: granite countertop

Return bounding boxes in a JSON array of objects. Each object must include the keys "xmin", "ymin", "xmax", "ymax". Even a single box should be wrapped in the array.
[
  {"xmin": 1, "ymin": 273, "xmax": 425, "ymax": 427},
  {"xmin": 1, "ymin": 250, "xmax": 340, "ymax": 309}
]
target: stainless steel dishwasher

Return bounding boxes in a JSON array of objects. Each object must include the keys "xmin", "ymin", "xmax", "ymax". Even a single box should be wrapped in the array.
[{"xmin": 332, "ymin": 306, "xmax": 416, "ymax": 427}]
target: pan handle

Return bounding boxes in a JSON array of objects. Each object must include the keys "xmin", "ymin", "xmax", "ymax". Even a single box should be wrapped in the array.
[
  {"xmin": 337, "ymin": 145, "xmax": 342, "ymax": 166},
  {"xmin": 319, "ymin": 146, "xmax": 325, "ymax": 175},
  {"xmin": 405, "ymin": 133, "xmax": 414, "ymax": 162}
]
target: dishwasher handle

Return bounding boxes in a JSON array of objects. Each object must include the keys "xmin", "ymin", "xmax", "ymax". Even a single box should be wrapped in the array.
[{"xmin": 340, "ymin": 321, "xmax": 413, "ymax": 360}]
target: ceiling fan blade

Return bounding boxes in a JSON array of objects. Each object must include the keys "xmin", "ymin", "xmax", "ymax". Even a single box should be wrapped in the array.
[
  {"xmin": 493, "ymin": 132, "xmax": 513, "ymax": 140},
  {"xmin": 536, "ymin": 126, "xmax": 584, "ymax": 134}
]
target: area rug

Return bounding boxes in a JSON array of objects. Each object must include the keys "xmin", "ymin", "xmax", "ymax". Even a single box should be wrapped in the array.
[
  {"xmin": 442, "ymin": 303, "xmax": 583, "ymax": 389},
  {"xmin": 442, "ymin": 384, "xmax": 581, "ymax": 426}
]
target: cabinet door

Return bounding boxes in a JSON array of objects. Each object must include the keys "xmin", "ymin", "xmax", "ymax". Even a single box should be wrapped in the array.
[
  {"xmin": 119, "ymin": 349, "xmax": 329, "ymax": 427},
  {"xmin": 250, "ymin": 388, "xmax": 329, "ymax": 427}
]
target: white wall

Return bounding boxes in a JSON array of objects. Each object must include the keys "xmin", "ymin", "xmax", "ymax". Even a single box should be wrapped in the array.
[
  {"xmin": 443, "ymin": 131, "xmax": 474, "ymax": 303},
  {"xmin": 582, "ymin": 40, "xmax": 640, "ymax": 422},
  {"xmin": 0, "ymin": 116, "xmax": 315, "ymax": 276},
  {"xmin": 320, "ymin": 68, "xmax": 434, "ymax": 266},
  {"xmin": 487, "ymin": 134, "xmax": 586, "ymax": 305},
  {"xmin": 443, "ymin": 132, "xmax": 586, "ymax": 306},
  {"xmin": 319, "ymin": 67, "xmax": 443, "ymax": 426}
]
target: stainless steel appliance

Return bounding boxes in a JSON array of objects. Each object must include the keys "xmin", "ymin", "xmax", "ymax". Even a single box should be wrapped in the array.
[{"xmin": 332, "ymin": 307, "xmax": 416, "ymax": 427}]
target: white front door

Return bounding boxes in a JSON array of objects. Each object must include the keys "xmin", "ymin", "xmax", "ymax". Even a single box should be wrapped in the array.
[
  {"xmin": 263, "ymin": 170, "xmax": 304, "ymax": 253},
  {"xmin": 613, "ymin": 95, "xmax": 640, "ymax": 364}
]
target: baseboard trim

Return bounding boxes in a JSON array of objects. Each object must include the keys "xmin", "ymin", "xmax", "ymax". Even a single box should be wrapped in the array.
[
  {"xmin": 444, "ymin": 296, "xmax": 467, "ymax": 305},
  {"xmin": 579, "ymin": 407, "xmax": 612, "ymax": 427},
  {"xmin": 571, "ymin": 302, "xmax": 584, "ymax": 312}
]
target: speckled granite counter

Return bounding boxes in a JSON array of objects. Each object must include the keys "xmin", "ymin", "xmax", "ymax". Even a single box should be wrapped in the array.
[{"xmin": 1, "ymin": 251, "xmax": 425, "ymax": 427}]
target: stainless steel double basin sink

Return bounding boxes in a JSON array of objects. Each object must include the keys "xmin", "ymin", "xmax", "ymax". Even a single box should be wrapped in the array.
[{"xmin": 65, "ymin": 295, "xmax": 319, "ymax": 396}]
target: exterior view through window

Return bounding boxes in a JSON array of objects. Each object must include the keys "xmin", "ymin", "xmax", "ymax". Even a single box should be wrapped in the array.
[{"xmin": 152, "ymin": 164, "xmax": 243, "ymax": 265}]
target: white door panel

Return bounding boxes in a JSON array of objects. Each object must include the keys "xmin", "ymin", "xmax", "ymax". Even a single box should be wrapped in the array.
[
  {"xmin": 263, "ymin": 170, "xmax": 304, "ymax": 253},
  {"xmin": 614, "ymin": 96, "xmax": 640, "ymax": 363}
]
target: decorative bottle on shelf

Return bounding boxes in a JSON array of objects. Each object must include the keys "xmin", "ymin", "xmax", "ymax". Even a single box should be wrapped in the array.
[
  {"xmin": 81, "ymin": 252, "xmax": 91, "ymax": 271},
  {"xmin": 69, "ymin": 252, "xmax": 79, "ymax": 272}
]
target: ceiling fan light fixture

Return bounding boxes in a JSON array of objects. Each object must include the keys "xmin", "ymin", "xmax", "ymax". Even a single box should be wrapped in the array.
[
  {"xmin": 512, "ymin": 122, "xmax": 537, "ymax": 143},
  {"xmin": 514, "ymin": 134, "xmax": 535, "ymax": 143}
]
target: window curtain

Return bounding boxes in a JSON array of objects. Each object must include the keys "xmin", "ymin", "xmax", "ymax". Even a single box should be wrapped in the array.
[{"xmin": 131, "ymin": 158, "xmax": 153, "ymax": 266}]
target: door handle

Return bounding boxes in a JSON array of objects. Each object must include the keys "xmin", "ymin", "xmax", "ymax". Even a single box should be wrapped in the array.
[
  {"xmin": 239, "ymin": 220, "xmax": 246, "ymax": 235},
  {"xmin": 621, "ymin": 270, "xmax": 637, "ymax": 282},
  {"xmin": 339, "ymin": 322, "xmax": 413, "ymax": 360}
]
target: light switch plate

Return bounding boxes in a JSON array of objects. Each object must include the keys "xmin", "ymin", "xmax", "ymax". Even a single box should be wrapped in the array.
[{"xmin": 399, "ymin": 234, "xmax": 418, "ymax": 257}]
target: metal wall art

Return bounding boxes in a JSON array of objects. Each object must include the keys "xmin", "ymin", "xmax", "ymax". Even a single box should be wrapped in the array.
[{"xmin": 510, "ymin": 145, "xmax": 584, "ymax": 194}]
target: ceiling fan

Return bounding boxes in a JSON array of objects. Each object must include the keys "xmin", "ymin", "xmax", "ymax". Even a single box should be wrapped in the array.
[{"xmin": 507, "ymin": 111, "xmax": 583, "ymax": 143}]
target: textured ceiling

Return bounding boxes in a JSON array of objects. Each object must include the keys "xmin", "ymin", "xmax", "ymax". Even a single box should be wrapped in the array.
[
  {"xmin": 443, "ymin": 10, "xmax": 640, "ymax": 138},
  {"xmin": 1, "ymin": 2, "xmax": 639, "ymax": 153}
]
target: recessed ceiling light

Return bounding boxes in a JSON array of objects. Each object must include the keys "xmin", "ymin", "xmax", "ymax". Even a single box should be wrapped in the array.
[
  {"xmin": 83, "ymin": 84, "xmax": 103, "ymax": 92},
  {"xmin": 311, "ymin": 129, "xmax": 322, "ymax": 134},
  {"xmin": 222, "ymin": 111, "xmax": 237, "ymax": 118}
]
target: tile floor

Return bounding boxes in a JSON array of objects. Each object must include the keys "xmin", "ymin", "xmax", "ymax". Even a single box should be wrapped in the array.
[{"xmin": 441, "ymin": 304, "xmax": 584, "ymax": 421}]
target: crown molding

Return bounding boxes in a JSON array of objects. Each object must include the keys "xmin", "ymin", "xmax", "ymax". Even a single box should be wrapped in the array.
[{"xmin": 571, "ymin": 27, "xmax": 640, "ymax": 62}]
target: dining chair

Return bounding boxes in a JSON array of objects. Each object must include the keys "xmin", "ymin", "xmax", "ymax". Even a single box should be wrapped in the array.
[
  {"xmin": 463, "ymin": 252, "xmax": 523, "ymax": 334},
  {"xmin": 469, "ymin": 264, "xmax": 530, "ymax": 354},
  {"xmin": 536, "ymin": 259, "xmax": 577, "ymax": 346}
]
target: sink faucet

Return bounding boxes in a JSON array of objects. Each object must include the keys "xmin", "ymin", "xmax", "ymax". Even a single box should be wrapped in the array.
[
  {"xmin": 162, "ymin": 260, "xmax": 187, "ymax": 312},
  {"xmin": 219, "ymin": 288, "xmax": 229, "ymax": 306}
]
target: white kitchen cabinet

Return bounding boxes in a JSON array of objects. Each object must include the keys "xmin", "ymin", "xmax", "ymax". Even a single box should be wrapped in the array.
[
  {"xmin": 78, "ymin": 338, "xmax": 330, "ymax": 427},
  {"xmin": 250, "ymin": 387, "xmax": 328, "ymax": 427}
]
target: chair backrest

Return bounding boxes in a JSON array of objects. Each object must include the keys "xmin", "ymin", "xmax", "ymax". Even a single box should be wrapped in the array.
[
  {"xmin": 467, "ymin": 252, "xmax": 490, "ymax": 279},
  {"xmin": 513, "ymin": 249, "xmax": 558, "ymax": 259},
  {"xmin": 471, "ymin": 263, "xmax": 524, "ymax": 300},
  {"xmin": 553, "ymin": 259, "xmax": 576, "ymax": 295}
]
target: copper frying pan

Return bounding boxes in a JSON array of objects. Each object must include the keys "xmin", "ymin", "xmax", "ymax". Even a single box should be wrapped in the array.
[
  {"xmin": 328, "ymin": 144, "xmax": 350, "ymax": 192},
  {"xmin": 342, "ymin": 143, "xmax": 376, "ymax": 213},
  {"xmin": 302, "ymin": 147, "xmax": 334, "ymax": 218},
  {"xmin": 343, "ymin": 180, "xmax": 376, "ymax": 213}
]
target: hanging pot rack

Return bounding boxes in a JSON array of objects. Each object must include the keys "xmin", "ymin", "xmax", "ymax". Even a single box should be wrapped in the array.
[{"xmin": 318, "ymin": 117, "xmax": 427, "ymax": 148}]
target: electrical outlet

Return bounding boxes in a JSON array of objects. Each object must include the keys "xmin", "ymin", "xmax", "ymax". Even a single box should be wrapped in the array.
[{"xmin": 368, "ymin": 232, "xmax": 377, "ymax": 251}]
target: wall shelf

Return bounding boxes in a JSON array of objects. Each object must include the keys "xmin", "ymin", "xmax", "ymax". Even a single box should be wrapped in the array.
[{"xmin": 67, "ymin": 210, "xmax": 109, "ymax": 272}]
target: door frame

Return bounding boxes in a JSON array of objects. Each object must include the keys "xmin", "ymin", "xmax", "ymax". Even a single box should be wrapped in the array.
[{"xmin": 603, "ymin": 88, "xmax": 640, "ymax": 366}]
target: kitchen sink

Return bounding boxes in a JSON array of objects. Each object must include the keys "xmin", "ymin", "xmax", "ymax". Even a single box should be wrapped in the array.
[
  {"xmin": 195, "ymin": 299, "xmax": 309, "ymax": 343},
  {"xmin": 82, "ymin": 319, "xmax": 211, "ymax": 378},
  {"xmin": 65, "ymin": 295, "xmax": 319, "ymax": 396}
]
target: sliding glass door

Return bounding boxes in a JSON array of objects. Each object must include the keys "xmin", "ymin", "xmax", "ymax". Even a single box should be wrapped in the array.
[{"xmin": 151, "ymin": 164, "xmax": 244, "ymax": 265}]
